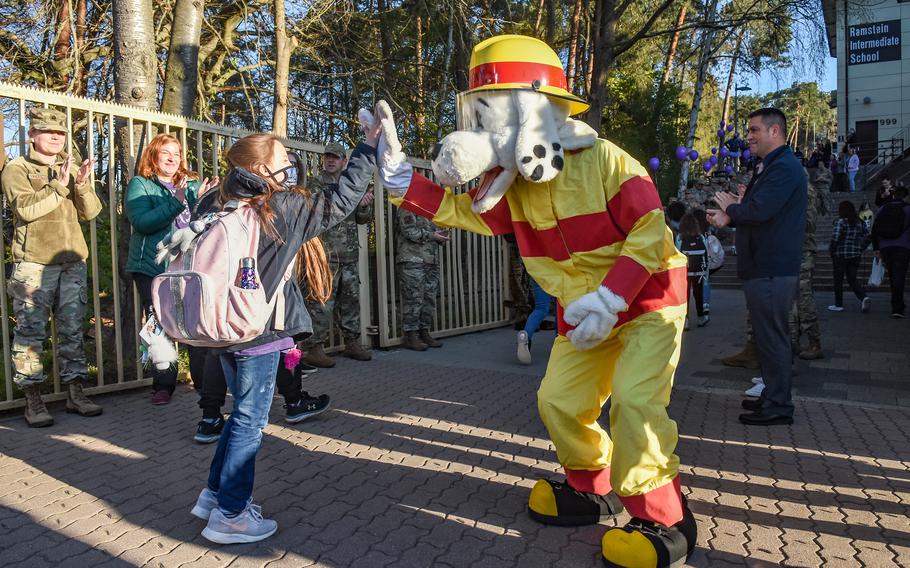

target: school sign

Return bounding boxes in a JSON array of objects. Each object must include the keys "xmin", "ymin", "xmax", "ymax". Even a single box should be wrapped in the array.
[{"xmin": 848, "ymin": 19, "xmax": 902, "ymax": 65}]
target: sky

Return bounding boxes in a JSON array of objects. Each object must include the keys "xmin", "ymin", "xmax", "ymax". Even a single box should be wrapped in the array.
[{"xmin": 740, "ymin": 57, "xmax": 838, "ymax": 95}]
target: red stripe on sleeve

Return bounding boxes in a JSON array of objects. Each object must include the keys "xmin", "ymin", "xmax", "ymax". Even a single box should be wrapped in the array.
[
  {"xmin": 467, "ymin": 188, "xmax": 514, "ymax": 235},
  {"xmin": 601, "ymin": 255, "xmax": 652, "ymax": 306},
  {"xmin": 608, "ymin": 175, "xmax": 663, "ymax": 233},
  {"xmin": 400, "ymin": 172, "xmax": 446, "ymax": 219}
]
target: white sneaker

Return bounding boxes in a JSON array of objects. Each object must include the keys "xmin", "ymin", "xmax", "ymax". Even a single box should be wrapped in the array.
[
  {"xmin": 516, "ymin": 331, "xmax": 531, "ymax": 365},
  {"xmin": 745, "ymin": 382, "xmax": 765, "ymax": 398},
  {"xmin": 827, "ymin": 305, "xmax": 845, "ymax": 312},
  {"xmin": 861, "ymin": 297, "xmax": 871, "ymax": 313},
  {"xmin": 202, "ymin": 504, "xmax": 277, "ymax": 544},
  {"xmin": 191, "ymin": 487, "xmax": 218, "ymax": 520},
  {"xmin": 751, "ymin": 376, "xmax": 763, "ymax": 385}
]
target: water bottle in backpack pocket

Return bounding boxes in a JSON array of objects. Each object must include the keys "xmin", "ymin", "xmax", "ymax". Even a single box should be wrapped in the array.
[{"xmin": 151, "ymin": 203, "xmax": 291, "ymax": 347}]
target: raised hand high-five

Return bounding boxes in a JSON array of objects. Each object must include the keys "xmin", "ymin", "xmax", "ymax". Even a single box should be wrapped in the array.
[{"xmin": 358, "ymin": 101, "xmax": 412, "ymax": 194}]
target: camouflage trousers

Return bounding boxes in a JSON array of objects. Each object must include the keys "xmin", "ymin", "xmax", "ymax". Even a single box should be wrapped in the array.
[
  {"xmin": 744, "ymin": 251, "xmax": 821, "ymax": 348},
  {"xmin": 305, "ymin": 260, "xmax": 362, "ymax": 345},
  {"xmin": 398, "ymin": 261, "xmax": 439, "ymax": 332},
  {"xmin": 507, "ymin": 242, "xmax": 531, "ymax": 322},
  {"xmin": 7, "ymin": 261, "xmax": 89, "ymax": 387}
]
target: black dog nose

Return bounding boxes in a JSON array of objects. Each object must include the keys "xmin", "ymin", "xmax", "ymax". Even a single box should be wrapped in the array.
[{"xmin": 430, "ymin": 143, "xmax": 442, "ymax": 161}]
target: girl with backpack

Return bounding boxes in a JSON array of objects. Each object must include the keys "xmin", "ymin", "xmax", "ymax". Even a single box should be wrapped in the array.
[
  {"xmin": 675, "ymin": 213, "xmax": 710, "ymax": 329},
  {"xmin": 125, "ymin": 134, "xmax": 219, "ymax": 405},
  {"xmin": 829, "ymin": 200, "xmax": 871, "ymax": 313},
  {"xmin": 187, "ymin": 124, "xmax": 379, "ymax": 544}
]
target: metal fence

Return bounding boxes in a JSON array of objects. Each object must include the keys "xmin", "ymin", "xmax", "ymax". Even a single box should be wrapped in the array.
[{"xmin": 0, "ymin": 82, "xmax": 509, "ymax": 411}]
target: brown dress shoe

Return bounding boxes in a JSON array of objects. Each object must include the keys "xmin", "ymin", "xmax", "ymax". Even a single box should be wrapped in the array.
[
  {"xmin": 419, "ymin": 329, "xmax": 442, "ymax": 348},
  {"xmin": 402, "ymin": 331, "xmax": 428, "ymax": 351},
  {"xmin": 304, "ymin": 343, "xmax": 336, "ymax": 368}
]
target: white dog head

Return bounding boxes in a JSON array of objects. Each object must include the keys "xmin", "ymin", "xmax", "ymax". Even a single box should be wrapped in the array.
[{"xmin": 431, "ymin": 90, "xmax": 597, "ymax": 213}]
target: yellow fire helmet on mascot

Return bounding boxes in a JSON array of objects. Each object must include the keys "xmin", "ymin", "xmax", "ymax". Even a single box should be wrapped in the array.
[{"xmin": 457, "ymin": 34, "xmax": 589, "ymax": 128}]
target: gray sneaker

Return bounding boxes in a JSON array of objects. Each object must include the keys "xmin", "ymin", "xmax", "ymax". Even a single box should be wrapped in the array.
[
  {"xmin": 191, "ymin": 487, "xmax": 218, "ymax": 520},
  {"xmin": 516, "ymin": 331, "xmax": 531, "ymax": 365},
  {"xmin": 201, "ymin": 504, "xmax": 277, "ymax": 544}
]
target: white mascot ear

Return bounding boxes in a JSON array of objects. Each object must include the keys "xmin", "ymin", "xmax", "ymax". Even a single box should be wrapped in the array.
[
  {"xmin": 513, "ymin": 90, "xmax": 564, "ymax": 183},
  {"xmin": 558, "ymin": 119, "xmax": 598, "ymax": 150}
]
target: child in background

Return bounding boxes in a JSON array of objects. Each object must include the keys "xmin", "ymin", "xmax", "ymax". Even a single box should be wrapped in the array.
[{"xmin": 676, "ymin": 213, "xmax": 709, "ymax": 329}]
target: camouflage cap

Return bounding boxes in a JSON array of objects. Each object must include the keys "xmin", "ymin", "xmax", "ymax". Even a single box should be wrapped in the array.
[
  {"xmin": 29, "ymin": 108, "xmax": 67, "ymax": 132},
  {"xmin": 323, "ymin": 142, "xmax": 347, "ymax": 158}
]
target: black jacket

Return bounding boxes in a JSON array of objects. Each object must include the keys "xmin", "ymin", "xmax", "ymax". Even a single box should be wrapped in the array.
[
  {"xmin": 727, "ymin": 145, "xmax": 807, "ymax": 280},
  {"xmin": 195, "ymin": 143, "xmax": 376, "ymax": 353}
]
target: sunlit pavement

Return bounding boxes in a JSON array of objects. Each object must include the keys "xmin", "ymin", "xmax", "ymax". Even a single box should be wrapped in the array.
[{"xmin": 1, "ymin": 289, "xmax": 908, "ymax": 567}]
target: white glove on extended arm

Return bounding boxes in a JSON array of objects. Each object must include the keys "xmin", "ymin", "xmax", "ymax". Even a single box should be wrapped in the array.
[
  {"xmin": 358, "ymin": 100, "xmax": 412, "ymax": 195},
  {"xmin": 563, "ymin": 286, "xmax": 628, "ymax": 350}
]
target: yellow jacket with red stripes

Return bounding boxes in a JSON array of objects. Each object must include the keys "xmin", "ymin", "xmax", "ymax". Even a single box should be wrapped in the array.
[{"xmin": 392, "ymin": 138, "xmax": 687, "ymax": 328}]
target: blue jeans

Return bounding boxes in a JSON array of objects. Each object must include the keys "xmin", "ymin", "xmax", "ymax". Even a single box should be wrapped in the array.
[
  {"xmin": 207, "ymin": 351, "xmax": 279, "ymax": 514},
  {"xmin": 524, "ymin": 279, "xmax": 552, "ymax": 340},
  {"xmin": 703, "ymin": 276, "xmax": 712, "ymax": 307},
  {"xmin": 848, "ymin": 170, "xmax": 857, "ymax": 192}
]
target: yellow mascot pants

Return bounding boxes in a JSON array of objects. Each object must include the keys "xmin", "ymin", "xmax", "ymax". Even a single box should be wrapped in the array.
[{"xmin": 538, "ymin": 303, "xmax": 686, "ymax": 526}]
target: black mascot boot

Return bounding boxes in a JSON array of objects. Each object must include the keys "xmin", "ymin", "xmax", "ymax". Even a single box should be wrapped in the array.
[
  {"xmin": 601, "ymin": 498, "xmax": 697, "ymax": 568},
  {"xmin": 528, "ymin": 479, "xmax": 624, "ymax": 526}
]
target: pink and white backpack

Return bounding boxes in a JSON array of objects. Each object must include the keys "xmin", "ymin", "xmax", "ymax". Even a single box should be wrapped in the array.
[{"xmin": 151, "ymin": 202, "xmax": 292, "ymax": 347}]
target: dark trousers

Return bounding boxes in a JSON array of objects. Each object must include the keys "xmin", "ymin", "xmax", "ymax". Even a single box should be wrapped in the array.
[
  {"xmin": 882, "ymin": 248, "xmax": 910, "ymax": 315},
  {"xmin": 687, "ymin": 276, "xmax": 705, "ymax": 317},
  {"xmin": 743, "ymin": 276, "xmax": 797, "ymax": 418},
  {"xmin": 133, "ymin": 273, "xmax": 179, "ymax": 394},
  {"xmin": 832, "ymin": 256, "xmax": 866, "ymax": 307},
  {"xmin": 199, "ymin": 349, "xmax": 302, "ymax": 418}
]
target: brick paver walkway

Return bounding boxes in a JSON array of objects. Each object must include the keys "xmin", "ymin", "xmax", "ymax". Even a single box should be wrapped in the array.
[{"xmin": 1, "ymin": 289, "xmax": 909, "ymax": 567}]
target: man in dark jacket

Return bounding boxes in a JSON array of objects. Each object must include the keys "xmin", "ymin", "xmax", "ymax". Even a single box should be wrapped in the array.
[{"xmin": 709, "ymin": 108, "xmax": 807, "ymax": 426}]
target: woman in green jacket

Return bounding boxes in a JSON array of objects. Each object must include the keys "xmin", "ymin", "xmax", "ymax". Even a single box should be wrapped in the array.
[{"xmin": 125, "ymin": 133, "xmax": 217, "ymax": 405}]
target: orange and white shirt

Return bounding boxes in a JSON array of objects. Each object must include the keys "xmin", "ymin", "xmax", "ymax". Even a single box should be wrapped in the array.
[{"xmin": 391, "ymin": 138, "xmax": 687, "ymax": 329}]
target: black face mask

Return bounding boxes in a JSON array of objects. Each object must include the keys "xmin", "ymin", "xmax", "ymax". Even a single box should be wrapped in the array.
[{"xmin": 266, "ymin": 151, "xmax": 303, "ymax": 189}]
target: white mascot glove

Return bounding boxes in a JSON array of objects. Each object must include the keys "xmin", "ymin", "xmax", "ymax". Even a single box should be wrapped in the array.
[
  {"xmin": 358, "ymin": 100, "xmax": 412, "ymax": 195},
  {"xmin": 563, "ymin": 286, "xmax": 628, "ymax": 350}
]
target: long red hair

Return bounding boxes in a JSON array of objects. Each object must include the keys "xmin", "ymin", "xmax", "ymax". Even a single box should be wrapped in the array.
[
  {"xmin": 137, "ymin": 134, "xmax": 198, "ymax": 186},
  {"xmin": 223, "ymin": 134, "xmax": 332, "ymax": 304}
]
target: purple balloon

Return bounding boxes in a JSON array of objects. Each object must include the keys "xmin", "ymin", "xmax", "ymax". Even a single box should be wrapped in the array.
[
  {"xmin": 719, "ymin": 147, "xmax": 729, "ymax": 158},
  {"xmin": 703, "ymin": 162, "xmax": 712, "ymax": 173},
  {"xmin": 688, "ymin": 149, "xmax": 699, "ymax": 161},
  {"xmin": 717, "ymin": 129, "xmax": 725, "ymax": 139},
  {"xmin": 720, "ymin": 120, "xmax": 726, "ymax": 129},
  {"xmin": 743, "ymin": 149, "xmax": 752, "ymax": 159},
  {"xmin": 648, "ymin": 157, "xmax": 661, "ymax": 171},
  {"xmin": 725, "ymin": 165, "xmax": 734, "ymax": 174},
  {"xmin": 711, "ymin": 147, "xmax": 717, "ymax": 154},
  {"xmin": 676, "ymin": 146, "xmax": 689, "ymax": 161},
  {"xmin": 733, "ymin": 131, "xmax": 740, "ymax": 138},
  {"xmin": 709, "ymin": 155, "xmax": 718, "ymax": 165},
  {"xmin": 727, "ymin": 124, "xmax": 735, "ymax": 132}
]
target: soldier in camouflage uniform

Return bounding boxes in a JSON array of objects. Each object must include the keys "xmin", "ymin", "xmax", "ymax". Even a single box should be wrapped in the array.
[
  {"xmin": 303, "ymin": 142, "xmax": 374, "ymax": 366},
  {"xmin": 1, "ymin": 108, "xmax": 103, "ymax": 427},
  {"xmin": 396, "ymin": 208, "xmax": 447, "ymax": 350}
]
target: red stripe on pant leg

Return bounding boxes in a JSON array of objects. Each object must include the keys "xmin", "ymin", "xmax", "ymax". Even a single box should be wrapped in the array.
[
  {"xmin": 618, "ymin": 476, "xmax": 683, "ymax": 527},
  {"xmin": 565, "ymin": 467, "xmax": 612, "ymax": 495},
  {"xmin": 400, "ymin": 172, "xmax": 446, "ymax": 219}
]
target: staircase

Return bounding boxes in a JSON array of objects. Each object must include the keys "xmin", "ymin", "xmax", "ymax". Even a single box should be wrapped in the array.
[{"xmin": 710, "ymin": 189, "xmax": 889, "ymax": 291}]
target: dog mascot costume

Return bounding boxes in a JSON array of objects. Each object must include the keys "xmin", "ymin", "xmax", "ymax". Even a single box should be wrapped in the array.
[{"xmin": 363, "ymin": 34, "xmax": 696, "ymax": 567}]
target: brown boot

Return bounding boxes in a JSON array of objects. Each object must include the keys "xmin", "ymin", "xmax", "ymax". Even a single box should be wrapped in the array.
[
  {"xmin": 799, "ymin": 343, "xmax": 824, "ymax": 360},
  {"xmin": 403, "ymin": 331, "xmax": 428, "ymax": 351},
  {"xmin": 342, "ymin": 338, "xmax": 372, "ymax": 361},
  {"xmin": 23, "ymin": 385, "xmax": 53, "ymax": 428},
  {"xmin": 66, "ymin": 382, "xmax": 103, "ymax": 417},
  {"xmin": 419, "ymin": 329, "xmax": 442, "ymax": 348},
  {"xmin": 720, "ymin": 340, "xmax": 760, "ymax": 369},
  {"xmin": 305, "ymin": 343, "xmax": 336, "ymax": 368}
]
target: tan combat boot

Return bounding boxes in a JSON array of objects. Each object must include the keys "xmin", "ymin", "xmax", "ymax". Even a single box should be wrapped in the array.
[
  {"xmin": 66, "ymin": 382, "xmax": 103, "ymax": 417},
  {"xmin": 342, "ymin": 338, "xmax": 372, "ymax": 361},
  {"xmin": 720, "ymin": 340, "xmax": 760, "ymax": 369},
  {"xmin": 419, "ymin": 329, "xmax": 442, "ymax": 348},
  {"xmin": 403, "ymin": 331, "xmax": 428, "ymax": 351},
  {"xmin": 22, "ymin": 385, "xmax": 54, "ymax": 428},
  {"xmin": 799, "ymin": 343, "xmax": 824, "ymax": 360},
  {"xmin": 305, "ymin": 343, "xmax": 336, "ymax": 368}
]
